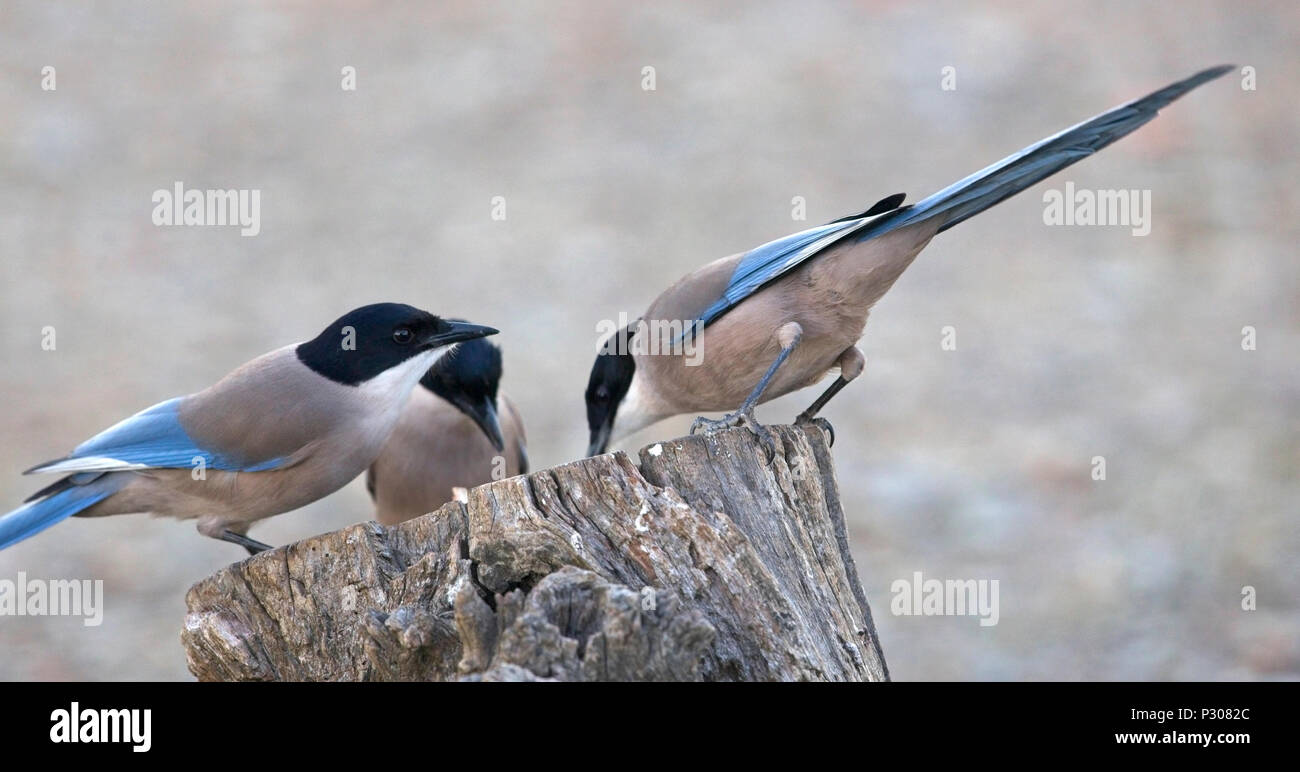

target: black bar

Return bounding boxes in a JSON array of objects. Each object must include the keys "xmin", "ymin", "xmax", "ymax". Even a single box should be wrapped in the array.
[{"xmin": 0, "ymin": 682, "xmax": 1287, "ymax": 759}]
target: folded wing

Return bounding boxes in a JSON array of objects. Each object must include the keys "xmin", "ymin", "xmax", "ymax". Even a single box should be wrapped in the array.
[{"xmin": 24, "ymin": 397, "xmax": 287, "ymax": 476}]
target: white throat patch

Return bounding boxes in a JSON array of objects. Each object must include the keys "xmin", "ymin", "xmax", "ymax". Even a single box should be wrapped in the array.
[
  {"xmin": 360, "ymin": 346, "xmax": 448, "ymax": 407},
  {"xmin": 609, "ymin": 373, "xmax": 667, "ymax": 444}
]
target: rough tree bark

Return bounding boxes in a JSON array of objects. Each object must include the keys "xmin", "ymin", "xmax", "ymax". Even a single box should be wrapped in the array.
[{"xmin": 182, "ymin": 424, "xmax": 888, "ymax": 681}]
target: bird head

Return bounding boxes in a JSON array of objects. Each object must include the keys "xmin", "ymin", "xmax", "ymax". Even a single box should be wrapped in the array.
[
  {"xmin": 420, "ymin": 331, "xmax": 507, "ymax": 452},
  {"xmin": 296, "ymin": 303, "xmax": 498, "ymax": 388},
  {"xmin": 584, "ymin": 324, "xmax": 638, "ymax": 456}
]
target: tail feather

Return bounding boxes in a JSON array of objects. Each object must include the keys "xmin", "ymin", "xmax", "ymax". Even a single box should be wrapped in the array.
[
  {"xmin": 23, "ymin": 471, "xmax": 105, "ymax": 503},
  {"xmin": 0, "ymin": 484, "xmax": 114, "ymax": 550},
  {"xmin": 857, "ymin": 65, "xmax": 1234, "ymax": 241}
]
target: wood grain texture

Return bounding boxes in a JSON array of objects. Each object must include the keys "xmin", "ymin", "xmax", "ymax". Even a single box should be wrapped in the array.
[{"xmin": 182, "ymin": 424, "xmax": 888, "ymax": 681}]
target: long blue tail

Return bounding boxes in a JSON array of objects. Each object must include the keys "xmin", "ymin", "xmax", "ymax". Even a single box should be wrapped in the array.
[
  {"xmin": 856, "ymin": 65, "xmax": 1234, "ymax": 241},
  {"xmin": 0, "ymin": 484, "xmax": 114, "ymax": 550}
]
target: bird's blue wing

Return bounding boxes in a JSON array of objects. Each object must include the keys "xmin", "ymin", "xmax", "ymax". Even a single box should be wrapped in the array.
[
  {"xmin": 690, "ymin": 218, "xmax": 871, "ymax": 334},
  {"xmin": 24, "ymin": 397, "xmax": 287, "ymax": 475}
]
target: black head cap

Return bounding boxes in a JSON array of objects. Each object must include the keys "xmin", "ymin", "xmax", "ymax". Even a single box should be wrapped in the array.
[
  {"xmin": 421, "ymin": 332, "xmax": 507, "ymax": 451},
  {"xmin": 297, "ymin": 303, "xmax": 497, "ymax": 386},
  {"xmin": 585, "ymin": 325, "xmax": 636, "ymax": 456}
]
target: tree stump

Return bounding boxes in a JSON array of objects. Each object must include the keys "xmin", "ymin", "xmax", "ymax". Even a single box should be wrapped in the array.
[{"xmin": 181, "ymin": 424, "xmax": 889, "ymax": 681}]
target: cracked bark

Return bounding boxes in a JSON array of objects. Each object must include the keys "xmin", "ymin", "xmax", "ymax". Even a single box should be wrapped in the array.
[{"xmin": 182, "ymin": 424, "xmax": 888, "ymax": 681}]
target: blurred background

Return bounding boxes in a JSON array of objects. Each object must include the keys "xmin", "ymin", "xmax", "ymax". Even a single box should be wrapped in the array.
[{"xmin": 0, "ymin": 0, "xmax": 1295, "ymax": 680}]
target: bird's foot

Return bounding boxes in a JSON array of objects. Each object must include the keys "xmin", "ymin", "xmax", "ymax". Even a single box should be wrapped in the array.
[
  {"xmin": 794, "ymin": 412, "xmax": 835, "ymax": 447},
  {"xmin": 691, "ymin": 408, "xmax": 778, "ymax": 463}
]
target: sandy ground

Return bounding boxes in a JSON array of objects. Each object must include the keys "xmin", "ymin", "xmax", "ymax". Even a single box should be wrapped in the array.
[{"xmin": 0, "ymin": 0, "xmax": 1295, "ymax": 680}]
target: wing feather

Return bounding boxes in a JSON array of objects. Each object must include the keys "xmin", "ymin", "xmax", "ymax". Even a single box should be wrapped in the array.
[{"xmin": 24, "ymin": 397, "xmax": 287, "ymax": 475}]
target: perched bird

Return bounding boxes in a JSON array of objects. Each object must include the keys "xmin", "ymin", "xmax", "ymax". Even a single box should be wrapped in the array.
[
  {"xmin": 585, "ymin": 66, "xmax": 1232, "ymax": 458},
  {"xmin": 366, "ymin": 334, "xmax": 527, "ymax": 524},
  {"xmin": 0, "ymin": 303, "xmax": 498, "ymax": 554}
]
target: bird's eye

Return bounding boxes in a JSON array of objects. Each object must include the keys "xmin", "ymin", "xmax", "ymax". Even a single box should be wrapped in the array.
[
  {"xmin": 393, "ymin": 327, "xmax": 414, "ymax": 345},
  {"xmin": 595, "ymin": 386, "xmax": 610, "ymax": 401}
]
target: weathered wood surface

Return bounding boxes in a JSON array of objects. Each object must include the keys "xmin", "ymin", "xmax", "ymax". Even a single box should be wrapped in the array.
[{"xmin": 182, "ymin": 424, "xmax": 889, "ymax": 681}]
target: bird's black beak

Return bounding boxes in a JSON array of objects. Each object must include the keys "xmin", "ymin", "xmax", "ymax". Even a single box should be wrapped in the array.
[
  {"xmin": 425, "ymin": 320, "xmax": 498, "ymax": 349},
  {"xmin": 452, "ymin": 394, "xmax": 505, "ymax": 452},
  {"xmin": 586, "ymin": 421, "xmax": 612, "ymax": 457}
]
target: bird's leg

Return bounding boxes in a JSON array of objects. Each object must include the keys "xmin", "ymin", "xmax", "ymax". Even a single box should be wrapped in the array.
[
  {"xmin": 794, "ymin": 346, "xmax": 865, "ymax": 447},
  {"xmin": 691, "ymin": 322, "xmax": 803, "ymax": 462},
  {"xmin": 218, "ymin": 529, "xmax": 273, "ymax": 556}
]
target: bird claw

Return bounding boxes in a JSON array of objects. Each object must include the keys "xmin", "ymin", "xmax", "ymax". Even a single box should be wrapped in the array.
[
  {"xmin": 690, "ymin": 412, "xmax": 741, "ymax": 435},
  {"xmin": 691, "ymin": 409, "xmax": 778, "ymax": 463},
  {"xmin": 795, "ymin": 413, "xmax": 835, "ymax": 447}
]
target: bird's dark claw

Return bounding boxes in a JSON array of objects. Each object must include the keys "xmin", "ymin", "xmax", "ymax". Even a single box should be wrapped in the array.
[
  {"xmin": 750, "ymin": 421, "xmax": 778, "ymax": 464},
  {"xmin": 795, "ymin": 413, "xmax": 835, "ymax": 447},
  {"xmin": 691, "ymin": 409, "xmax": 779, "ymax": 464}
]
